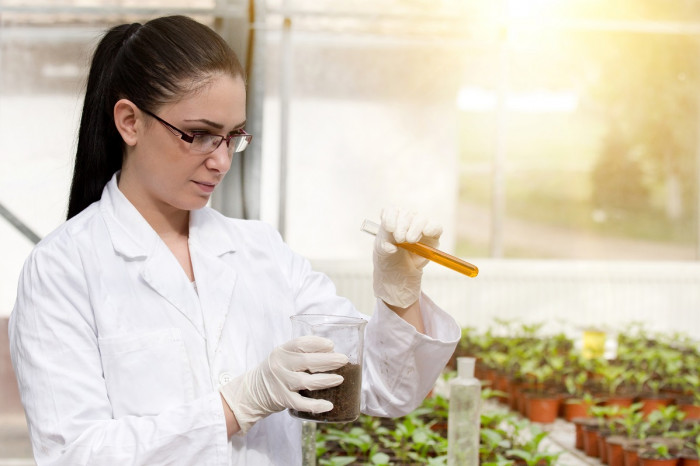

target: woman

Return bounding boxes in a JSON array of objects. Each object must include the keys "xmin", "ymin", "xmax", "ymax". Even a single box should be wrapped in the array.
[{"xmin": 9, "ymin": 15, "xmax": 460, "ymax": 465}]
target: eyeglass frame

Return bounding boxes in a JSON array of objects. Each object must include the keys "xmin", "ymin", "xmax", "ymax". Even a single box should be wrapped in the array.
[{"xmin": 142, "ymin": 109, "xmax": 252, "ymax": 154}]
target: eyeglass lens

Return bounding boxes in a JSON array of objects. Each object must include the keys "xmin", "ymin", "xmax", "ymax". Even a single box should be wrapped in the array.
[{"xmin": 191, "ymin": 133, "xmax": 251, "ymax": 155}]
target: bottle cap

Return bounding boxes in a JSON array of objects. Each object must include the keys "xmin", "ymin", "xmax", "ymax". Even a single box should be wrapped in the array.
[{"xmin": 457, "ymin": 357, "xmax": 475, "ymax": 378}]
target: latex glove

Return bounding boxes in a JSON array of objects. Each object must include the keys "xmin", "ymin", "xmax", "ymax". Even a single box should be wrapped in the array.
[
  {"xmin": 373, "ymin": 207, "xmax": 443, "ymax": 308},
  {"xmin": 219, "ymin": 336, "xmax": 348, "ymax": 434}
]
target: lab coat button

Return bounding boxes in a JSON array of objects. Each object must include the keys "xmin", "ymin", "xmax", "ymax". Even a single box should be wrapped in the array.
[{"xmin": 219, "ymin": 372, "xmax": 233, "ymax": 384}]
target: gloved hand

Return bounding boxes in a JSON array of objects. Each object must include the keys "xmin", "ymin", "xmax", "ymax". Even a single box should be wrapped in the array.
[
  {"xmin": 219, "ymin": 336, "xmax": 348, "ymax": 433},
  {"xmin": 373, "ymin": 207, "xmax": 443, "ymax": 308}
]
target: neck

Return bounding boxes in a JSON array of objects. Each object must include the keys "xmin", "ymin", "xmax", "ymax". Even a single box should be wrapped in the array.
[
  {"xmin": 116, "ymin": 173, "xmax": 194, "ymax": 281},
  {"xmin": 117, "ymin": 180, "xmax": 190, "ymax": 240},
  {"xmin": 140, "ymin": 203, "xmax": 190, "ymax": 240}
]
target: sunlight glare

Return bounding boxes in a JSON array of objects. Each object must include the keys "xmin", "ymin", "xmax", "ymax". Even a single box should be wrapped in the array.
[
  {"xmin": 457, "ymin": 87, "xmax": 579, "ymax": 113},
  {"xmin": 506, "ymin": 0, "xmax": 567, "ymax": 18}
]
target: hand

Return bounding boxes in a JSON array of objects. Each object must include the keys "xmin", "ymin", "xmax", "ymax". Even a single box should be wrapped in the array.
[
  {"xmin": 372, "ymin": 207, "xmax": 443, "ymax": 308},
  {"xmin": 219, "ymin": 336, "xmax": 348, "ymax": 433}
]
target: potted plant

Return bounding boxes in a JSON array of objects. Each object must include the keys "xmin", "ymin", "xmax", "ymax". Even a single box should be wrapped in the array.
[
  {"xmin": 678, "ymin": 428, "xmax": 700, "ymax": 466},
  {"xmin": 479, "ymin": 409, "xmax": 525, "ymax": 464},
  {"xmin": 581, "ymin": 407, "xmax": 612, "ymax": 459},
  {"xmin": 561, "ymin": 353, "xmax": 596, "ymax": 421},
  {"xmin": 571, "ymin": 417, "xmax": 601, "ymax": 452},
  {"xmin": 588, "ymin": 404, "xmax": 630, "ymax": 463},
  {"xmin": 637, "ymin": 442, "xmax": 679, "ymax": 466},
  {"xmin": 479, "ymin": 405, "xmax": 559, "ymax": 465},
  {"xmin": 622, "ymin": 406, "xmax": 687, "ymax": 466},
  {"xmin": 606, "ymin": 403, "xmax": 645, "ymax": 466},
  {"xmin": 596, "ymin": 361, "xmax": 635, "ymax": 408},
  {"xmin": 639, "ymin": 377, "xmax": 675, "ymax": 417},
  {"xmin": 606, "ymin": 433, "xmax": 628, "ymax": 466},
  {"xmin": 506, "ymin": 427, "xmax": 561, "ymax": 466},
  {"xmin": 519, "ymin": 344, "xmax": 566, "ymax": 424},
  {"xmin": 645, "ymin": 405, "xmax": 687, "ymax": 438},
  {"xmin": 615, "ymin": 404, "xmax": 655, "ymax": 466},
  {"xmin": 634, "ymin": 346, "xmax": 680, "ymax": 416},
  {"xmin": 676, "ymin": 374, "xmax": 700, "ymax": 420},
  {"xmin": 479, "ymin": 424, "xmax": 513, "ymax": 464}
]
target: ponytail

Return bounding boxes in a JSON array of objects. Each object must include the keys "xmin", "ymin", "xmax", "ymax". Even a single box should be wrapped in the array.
[
  {"xmin": 67, "ymin": 23, "xmax": 142, "ymax": 219},
  {"xmin": 66, "ymin": 16, "xmax": 244, "ymax": 220}
]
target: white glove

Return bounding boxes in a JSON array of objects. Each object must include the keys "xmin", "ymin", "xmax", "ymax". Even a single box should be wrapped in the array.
[
  {"xmin": 373, "ymin": 206, "xmax": 443, "ymax": 308},
  {"xmin": 219, "ymin": 336, "xmax": 348, "ymax": 433}
]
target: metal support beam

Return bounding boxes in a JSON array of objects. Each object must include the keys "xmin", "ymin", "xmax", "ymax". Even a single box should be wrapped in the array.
[
  {"xmin": 0, "ymin": 203, "xmax": 41, "ymax": 245},
  {"xmin": 491, "ymin": 24, "xmax": 509, "ymax": 258}
]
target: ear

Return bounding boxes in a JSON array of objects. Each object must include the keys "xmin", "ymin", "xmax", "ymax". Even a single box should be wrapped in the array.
[{"xmin": 113, "ymin": 99, "xmax": 141, "ymax": 146}]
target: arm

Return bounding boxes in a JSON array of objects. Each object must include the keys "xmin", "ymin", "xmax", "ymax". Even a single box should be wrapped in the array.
[
  {"xmin": 360, "ymin": 207, "xmax": 464, "ymax": 413},
  {"xmin": 220, "ymin": 396, "xmax": 240, "ymax": 437},
  {"xmin": 362, "ymin": 294, "xmax": 460, "ymax": 417}
]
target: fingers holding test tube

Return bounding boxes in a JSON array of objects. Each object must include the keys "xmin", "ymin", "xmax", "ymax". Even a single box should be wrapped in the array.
[
  {"xmin": 368, "ymin": 208, "xmax": 426, "ymax": 308},
  {"xmin": 377, "ymin": 208, "xmax": 440, "ymax": 268},
  {"xmin": 361, "ymin": 209, "xmax": 478, "ymax": 279},
  {"xmin": 391, "ymin": 208, "xmax": 442, "ymax": 245}
]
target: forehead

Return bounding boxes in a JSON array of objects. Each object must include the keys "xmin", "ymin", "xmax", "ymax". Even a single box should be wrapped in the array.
[{"xmin": 163, "ymin": 74, "xmax": 246, "ymax": 123}]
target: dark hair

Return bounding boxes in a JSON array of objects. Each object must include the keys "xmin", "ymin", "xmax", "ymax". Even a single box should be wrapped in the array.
[{"xmin": 66, "ymin": 15, "xmax": 245, "ymax": 219}]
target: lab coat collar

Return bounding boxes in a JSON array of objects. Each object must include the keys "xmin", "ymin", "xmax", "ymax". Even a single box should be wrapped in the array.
[
  {"xmin": 100, "ymin": 173, "xmax": 157, "ymax": 259},
  {"xmin": 189, "ymin": 208, "xmax": 237, "ymax": 257},
  {"xmin": 100, "ymin": 173, "xmax": 237, "ymax": 259}
]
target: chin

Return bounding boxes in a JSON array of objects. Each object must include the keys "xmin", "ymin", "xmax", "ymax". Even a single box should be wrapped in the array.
[
  {"xmin": 189, "ymin": 200, "xmax": 210, "ymax": 211},
  {"xmin": 179, "ymin": 197, "xmax": 210, "ymax": 212}
]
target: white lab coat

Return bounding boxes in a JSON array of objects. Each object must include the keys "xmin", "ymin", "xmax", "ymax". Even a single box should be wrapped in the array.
[{"xmin": 9, "ymin": 174, "xmax": 460, "ymax": 465}]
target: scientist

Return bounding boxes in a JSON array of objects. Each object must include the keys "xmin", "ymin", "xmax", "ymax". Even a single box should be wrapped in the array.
[{"xmin": 9, "ymin": 15, "xmax": 460, "ymax": 465}]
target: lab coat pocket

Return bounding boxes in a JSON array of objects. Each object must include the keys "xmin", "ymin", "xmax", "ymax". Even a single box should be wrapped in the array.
[{"xmin": 99, "ymin": 328, "xmax": 194, "ymax": 418}]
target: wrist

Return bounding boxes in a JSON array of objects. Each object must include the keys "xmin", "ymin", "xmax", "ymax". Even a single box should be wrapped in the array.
[
  {"xmin": 219, "ymin": 373, "xmax": 262, "ymax": 435},
  {"xmin": 384, "ymin": 298, "xmax": 425, "ymax": 334},
  {"xmin": 372, "ymin": 268, "xmax": 422, "ymax": 309},
  {"xmin": 220, "ymin": 393, "xmax": 241, "ymax": 437}
]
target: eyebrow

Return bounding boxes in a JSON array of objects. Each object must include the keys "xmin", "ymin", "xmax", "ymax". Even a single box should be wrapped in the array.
[{"xmin": 184, "ymin": 118, "xmax": 246, "ymax": 131}]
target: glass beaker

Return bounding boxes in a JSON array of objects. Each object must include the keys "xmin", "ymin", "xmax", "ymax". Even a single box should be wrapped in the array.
[{"xmin": 289, "ymin": 314, "xmax": 367, "ymax": 423}]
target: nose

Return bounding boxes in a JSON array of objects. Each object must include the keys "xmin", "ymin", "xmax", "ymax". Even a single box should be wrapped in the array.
[{"xmin": 204, "ymin": 141, "xmax": 232, "ymax": 174}]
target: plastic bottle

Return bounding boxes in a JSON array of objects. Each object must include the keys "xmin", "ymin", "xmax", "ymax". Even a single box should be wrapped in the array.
[{"xmin": 448, "ymin": 357, "xmax": 481, "ymax": 466}]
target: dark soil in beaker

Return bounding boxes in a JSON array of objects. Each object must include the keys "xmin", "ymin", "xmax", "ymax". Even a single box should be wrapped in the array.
[{"xmin": 289, "ymin": 363, "xmax": 362, "ymax": 423}]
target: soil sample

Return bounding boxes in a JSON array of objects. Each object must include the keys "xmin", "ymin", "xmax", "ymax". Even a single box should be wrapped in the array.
[{"xmin": 290, "ymin": 362, "xmax": 362, "ymax": 423}]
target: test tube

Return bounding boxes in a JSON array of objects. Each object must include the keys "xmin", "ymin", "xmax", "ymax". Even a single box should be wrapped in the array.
[{"xmin": 360, "ymin": 219, "xmax": 479, "ymax": 278}]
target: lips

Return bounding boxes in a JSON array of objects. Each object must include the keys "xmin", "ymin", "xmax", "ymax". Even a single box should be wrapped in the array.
[{"xmin": 193, "ymin": 180, "xmax": 217, "ymax": 193}]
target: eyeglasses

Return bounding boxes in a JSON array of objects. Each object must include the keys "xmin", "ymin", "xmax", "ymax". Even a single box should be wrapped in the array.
[{"xmin": 143, "ymin": 110, "xmax": 252, "ymax": 155}]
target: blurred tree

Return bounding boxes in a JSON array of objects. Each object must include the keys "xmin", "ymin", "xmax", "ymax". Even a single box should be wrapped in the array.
[
  {"xmin": 577, "ymin": 0, "xmax": 700, "ymax": 221},
  {"xmin": 591, "ymin": 124, "xmax": 649, "ymax": 213}
]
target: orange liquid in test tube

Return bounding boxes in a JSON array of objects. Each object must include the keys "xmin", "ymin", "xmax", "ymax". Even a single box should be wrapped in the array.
[{"xmin": 360, "ymin": 219, "xmax": 479, "ymax": 278}]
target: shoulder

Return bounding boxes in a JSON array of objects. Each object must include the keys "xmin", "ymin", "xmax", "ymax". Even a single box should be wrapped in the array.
[
  {"xmin": 28, "ymin": 202, "xmax": 103, "ymax": 262},
  {"xmin": 34, "ymin": 202, "xmax": 100, "ymax": 252}
]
